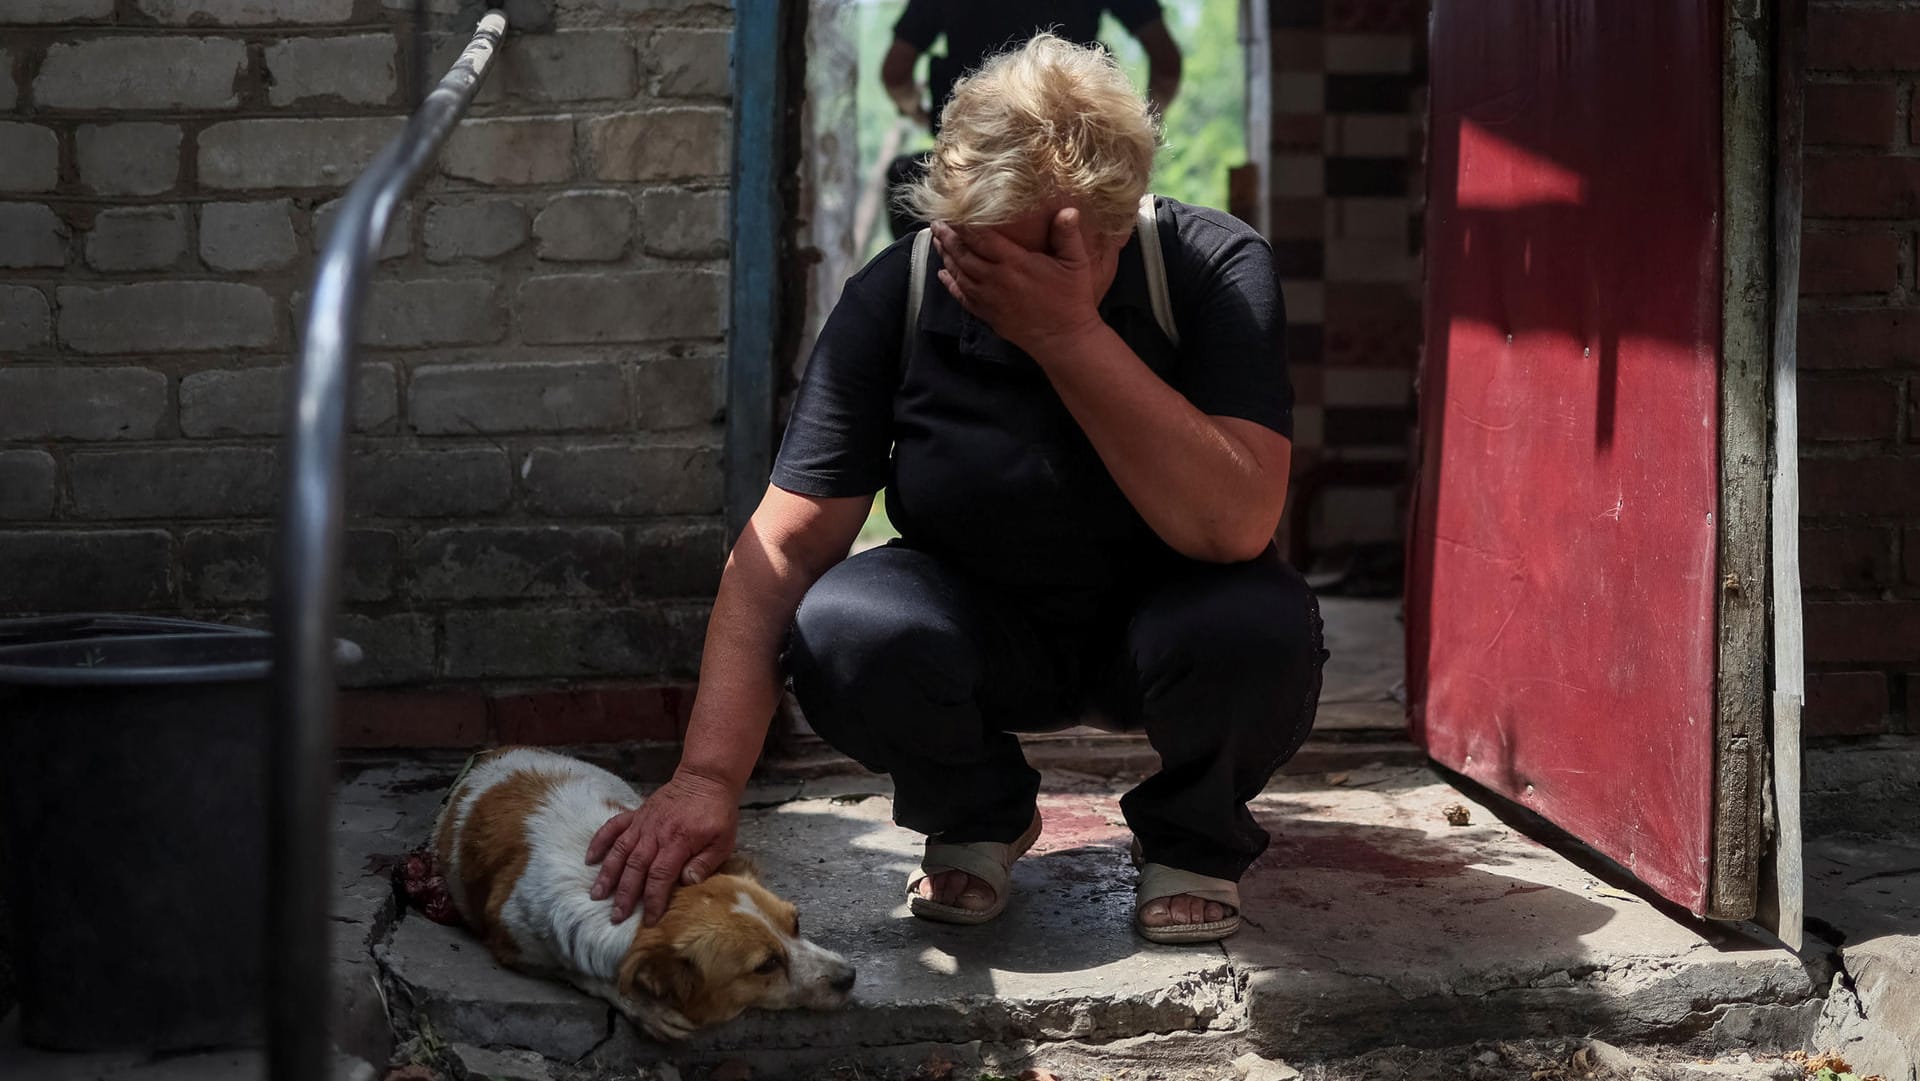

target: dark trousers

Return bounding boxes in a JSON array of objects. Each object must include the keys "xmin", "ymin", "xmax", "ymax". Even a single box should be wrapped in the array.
[
  {"xmin": 885, "ymin": 151, "xmax": 931, "ymax": 240},
  {"xmin": 784, "ymin": 544, "xmax": 1328, "ymax": 882}
]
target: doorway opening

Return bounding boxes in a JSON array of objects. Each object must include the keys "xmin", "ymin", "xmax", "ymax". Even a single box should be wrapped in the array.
[{"xmin": 782, "ymin": 0, "xmax": 1415, "ymax": 752}]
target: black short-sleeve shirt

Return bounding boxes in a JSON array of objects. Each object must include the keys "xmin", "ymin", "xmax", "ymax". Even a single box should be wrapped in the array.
[
  {"xmin": 895, "ymin": 0, "xmax": 1166, "ymax": 128},
  {"xmin": 772, "ymin": 198, "xmax": 1291, "ymax": 615}
]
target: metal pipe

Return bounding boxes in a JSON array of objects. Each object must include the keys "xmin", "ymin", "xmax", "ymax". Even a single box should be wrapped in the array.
[{"xmin": 267, "ymin": 13, "xmax": 507, "ymax": 1079}]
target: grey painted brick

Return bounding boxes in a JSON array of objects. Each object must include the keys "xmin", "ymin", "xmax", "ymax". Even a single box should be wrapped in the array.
[
  {"xmin": 632, "ymin": 355, "xmax": 721, "ymax": 429},
  {"xmin": 338, "ymin": 612, "xmax": 436, "ymax": 687},
  {"xmin": 0, "ymin": 531, "xmax": 173, "ymax": 612},
  {"xmin": 69, "ymin": 447, "xmax": 278, "ymax": 519},
  {"xmin": 637, "ymin": 188, "xmax": 727, "ymax": 258},
  {"xmin": 60, "ymin": 282, "xmax": 276, "ymax": 354},
  {"xmin": 315, "ymin": 197, "xmax": 411, "ymax": 261},
  {"xmin": 0, "ymin": 451, "xmax": 57, "ymax": 520},
  {"xmin": 200, "ymin": 200, "xmax": 298, "ymax": 272},
  {"xmin": 442, "ymin": 604, "xmax": 696, "ymax": 681},
  {"xmin": 135, "ymin": 0, "xmax": 355, "ymax": 23},
  {"xmin": 630, "ymin": 521, "xmax": 724, "ymax": 598},
  {"xmin": 183, "ymin": 528, "xmax": 396, "ymax": 604},
  {"xmin": 76, "ymin": 123, "xmax": 182, "ymax": 196},
  {"xmin": 0, "ymin": 123, "xmax": 59, "ymax": 192},
  {"xmin": 582, "ymin": 108, "xmax": 729, "ymax": 182},
  {"xmin": 409, "ymin": 526, "xmax": 624, "ymax": 601},
  {"xmin": 200, "ymin": 118, "xmax": 404, "ymax": 190},
  {"xmin": 0, "ymin": 204, "xmax": 67, "ymax": 268},
  {"xmin": 36, "ymin": 37, "xmax": 246, "ymax": 111},
  {"xmin": 85, "ymin": 206, "xmax": 188, "ymax": 272},
  {"xmin": 532, "ymin": 191, "xmax": 632, "ymax": 262},
  {"xmin": 0, "ymin": 286, "xmax": 52, "ymax": 352},
  {"xmin": 179, "ymin": 363, "xmax": 398, "ymax": 437},
  {"xmin": 265, "ymin": 35, "xmax": 398, "ymax": 107},
  {"xmin": 423, "ymin": 199, "xmax": 528, "ymax": 262},
  {"xmin": 521, "ymin": 444, "xmax": 721, "ymax": 516},
  {"xmin": 441, "ymin": 118, "xmax": 575, "ymax": 186},
  {"xmin": 554, "ymin": 0, "xmax": 730, "ymax": 19},
  {"xmin": 2, "ymin": 0, "xmax": 115, "ymax": 21},
  {"xmin": 0, "ymin": 367, "xmax": 168, "ymax": 441},
  {"xmin": 516, "ymin": 272, "xmax": 725, "ymax": 343},
  {"xmin": 360, "ymin": 279, "xmax": 504, "ymax": 347},
  {"xmin": 0, "ymin": 50, "xmax": 14, "ymax": 111},
  {"xmin": 410, "ymin": 361, "xmax": 626, "ymax": 435},
  {"xmin": 651, "ymin": 29, "xmax": 730, "ymax": 99},
  {"xmin": 350, "ymin": 448, "xmax": 511, "ymax": 517},
  {"xmin": 426, "ymin": 28, "xmax": 639, "ymax": 105},
  {"xmin": 498, "ymin": 31, "xmax": 639, "ymax": 102}
]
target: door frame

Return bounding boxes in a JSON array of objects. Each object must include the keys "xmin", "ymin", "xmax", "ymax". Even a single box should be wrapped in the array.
[
  {"xmin": 1716, "ymin": 0, "xmax": 1805, "ymax": 945},
  {"xmin": 726, "ymin": 0, "xmax": 800, "ymax": 544}
]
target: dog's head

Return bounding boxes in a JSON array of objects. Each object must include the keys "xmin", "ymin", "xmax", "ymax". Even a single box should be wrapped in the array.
[{"xmin": 616, "ymin": 857, "xmax": 854, "ymax": 1033}]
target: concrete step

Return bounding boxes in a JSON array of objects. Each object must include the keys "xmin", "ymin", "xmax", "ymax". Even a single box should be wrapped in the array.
[{"xmin": 368, "ymin": 763, "xmax": 1831, "ymax": 1073}]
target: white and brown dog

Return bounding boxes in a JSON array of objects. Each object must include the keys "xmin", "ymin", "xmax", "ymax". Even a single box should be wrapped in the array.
[{"xmin": 432, "ymin": 747, "xmax": 855, "ymax": 1040}]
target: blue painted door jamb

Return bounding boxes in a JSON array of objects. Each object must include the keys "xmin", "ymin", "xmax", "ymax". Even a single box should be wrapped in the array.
[{"xmin": 725, "ymin": 0, "xmax": 788, "ymax": 545}]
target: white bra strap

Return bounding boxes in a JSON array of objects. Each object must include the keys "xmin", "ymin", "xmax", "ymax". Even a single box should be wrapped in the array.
[
  {"xmin": 903, "ymin": 226, "xmax": 933, "ymax": 360},
  {"xmin": 1135, "ymin": 192, "xmax": 1179, "ymax": 346}
]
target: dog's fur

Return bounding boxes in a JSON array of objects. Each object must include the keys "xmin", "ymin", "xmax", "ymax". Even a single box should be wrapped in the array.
[{"xmin": 433, "ymin": 747, "xmax": 854, "ymax": 1040}]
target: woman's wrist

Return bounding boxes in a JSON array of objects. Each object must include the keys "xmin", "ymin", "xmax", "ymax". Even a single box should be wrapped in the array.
[
  {"xmin": 1025, "ymin": 315, "xmax": 1113, "ymax": 371},
  {"xmin": 673, "ymin": 757, "xmax": 747, "ymax": 800}
]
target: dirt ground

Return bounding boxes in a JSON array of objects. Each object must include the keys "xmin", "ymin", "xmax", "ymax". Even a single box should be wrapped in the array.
[
  {"xmin": 655, "ymin": 1042, "xmax": 1853, "ymax": 1081},
  {"xmin": 396, "ymin": 1038, "xmax": 1870, "ymax": 1081}
]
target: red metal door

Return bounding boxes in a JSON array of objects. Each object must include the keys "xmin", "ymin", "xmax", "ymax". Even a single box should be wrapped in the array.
[{"xmin": 1409, "ymin": 1, "xmax": 1727, "ymax": 914}]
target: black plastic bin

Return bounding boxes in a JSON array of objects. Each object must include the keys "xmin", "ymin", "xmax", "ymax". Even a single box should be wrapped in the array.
[{"xmin": 0, "ymin": 615, "xmax": 359, "ymax": 1052}]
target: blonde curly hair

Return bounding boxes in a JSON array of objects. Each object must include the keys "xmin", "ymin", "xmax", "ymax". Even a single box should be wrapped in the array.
[{"xmin": 902, "ymin": 33, "xmax": 1160, "ymax": 240}]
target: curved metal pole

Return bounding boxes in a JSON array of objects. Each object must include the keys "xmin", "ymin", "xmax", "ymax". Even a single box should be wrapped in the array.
[{"xmin": 267, "ymin": 13, "xmax": 506, "ymax": 1078}]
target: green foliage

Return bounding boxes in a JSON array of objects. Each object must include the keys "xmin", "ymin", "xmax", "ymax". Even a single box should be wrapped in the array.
[
  {"xmin": 856, "ymin": 489, "xmax": 896, "ymax": 548},
  {"xmin": 1105, "ymin": 0, "xmax": 1247, "ymax": 211}
]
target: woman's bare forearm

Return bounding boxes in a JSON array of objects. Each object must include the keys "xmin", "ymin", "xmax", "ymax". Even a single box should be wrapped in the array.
[
  {"xmin": 1034, "ymin": 323, "xmax": 1289, "ymax": 562},
  {"xmin": 675, "ymin": 488, "xmax": 870, "ymax": 794}
]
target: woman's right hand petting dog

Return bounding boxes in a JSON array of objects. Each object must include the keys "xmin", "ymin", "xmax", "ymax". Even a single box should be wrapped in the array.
[{"xmin": 587, "ymin": 766, "xmax": 740, "ymax": 926}]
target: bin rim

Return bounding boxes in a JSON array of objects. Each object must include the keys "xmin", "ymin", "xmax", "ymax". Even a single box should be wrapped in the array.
[
  {"xmin": 0, "ymin": 613, "xmax": 261, "ymax": 647},
  {"xmin": 0, "ymin": 632, "xmax": 362, "ymax": 688}
]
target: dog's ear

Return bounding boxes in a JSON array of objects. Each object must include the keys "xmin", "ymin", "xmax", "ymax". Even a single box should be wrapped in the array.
[
  {"xmin": 619, "ymin": 935, "xmax": 701, "ymax": 1010},
  {"xmin": 714, "ymin": 854, "xmax": 760, "ymax": 882}
]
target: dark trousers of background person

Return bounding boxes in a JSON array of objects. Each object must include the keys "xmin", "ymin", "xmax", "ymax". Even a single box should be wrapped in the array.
[
  {"xmin": 886, "ymin": 151, "xmax": 933, "ymax": 239},
  {"xmin": 784, "ymin": 543, "xmax": 1328, "ymax": 882}
]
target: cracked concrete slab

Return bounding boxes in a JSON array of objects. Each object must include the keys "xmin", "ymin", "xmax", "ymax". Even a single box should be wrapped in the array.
[
  {"xmin": 379, "ymin": 785, "xmax": 1241, "ymax": 1068},
  {"xmin": 334, "ymin": 760, "xmax": 450, "ymax": 1068},
  {"xmin": 1313, "ymin": 597, "xmax": 1406, "ymax": 732},
  {"xmin": 1805, "ymin": 835, "xmax": 1920, "ymax": 1080},
  {"xmin": 362, "ymin": 759, "xmax": 1832, "ymax": 1070},
  {"xmin": 1227, "ymin": 772, "xmax": 1825, "ymax": 1057}
]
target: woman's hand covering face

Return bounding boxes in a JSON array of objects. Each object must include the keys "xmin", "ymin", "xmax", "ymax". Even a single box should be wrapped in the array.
[{"xmin": 930, "ymin": 206, "xmax": 1121, "ymax": 359}]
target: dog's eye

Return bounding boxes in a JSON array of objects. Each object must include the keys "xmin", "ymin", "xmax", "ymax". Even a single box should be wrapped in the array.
[{"xmin": 753, "ymin": 955, "xmax": 783, "ymax": 976}]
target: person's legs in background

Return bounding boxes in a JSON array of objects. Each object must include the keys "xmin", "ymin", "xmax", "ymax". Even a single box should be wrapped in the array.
[{"xmin": 884, "ymin": 151, "xmax": 932, "ymax": 239}]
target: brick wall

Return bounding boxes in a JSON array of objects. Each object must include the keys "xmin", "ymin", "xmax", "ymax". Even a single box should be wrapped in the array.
[
  {"xmin": 0, "ymin": 0, "xmax": 735, "ymax": 746},
  {"xmin": 1799, "ymin": 2, "xmax": 1920, "ymax": 738}
]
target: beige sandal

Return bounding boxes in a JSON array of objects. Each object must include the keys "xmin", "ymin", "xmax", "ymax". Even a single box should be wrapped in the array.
[
  {"xmin": 1129, "ymin": 837, "xmax": 1242, "ymax": 944},
  {"xmin": 906, "ymin": 812, "xmax": 1042, "ymax": 925}
]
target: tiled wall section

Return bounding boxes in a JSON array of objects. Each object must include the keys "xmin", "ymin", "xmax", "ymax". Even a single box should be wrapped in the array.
[
  {"xmin": 0, "ymin": 0, "xmax": 736, "ymax": 743},
  {"xmin": 1268, "ymin": 0, "xmax": 1425, "ymax": 557}
]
